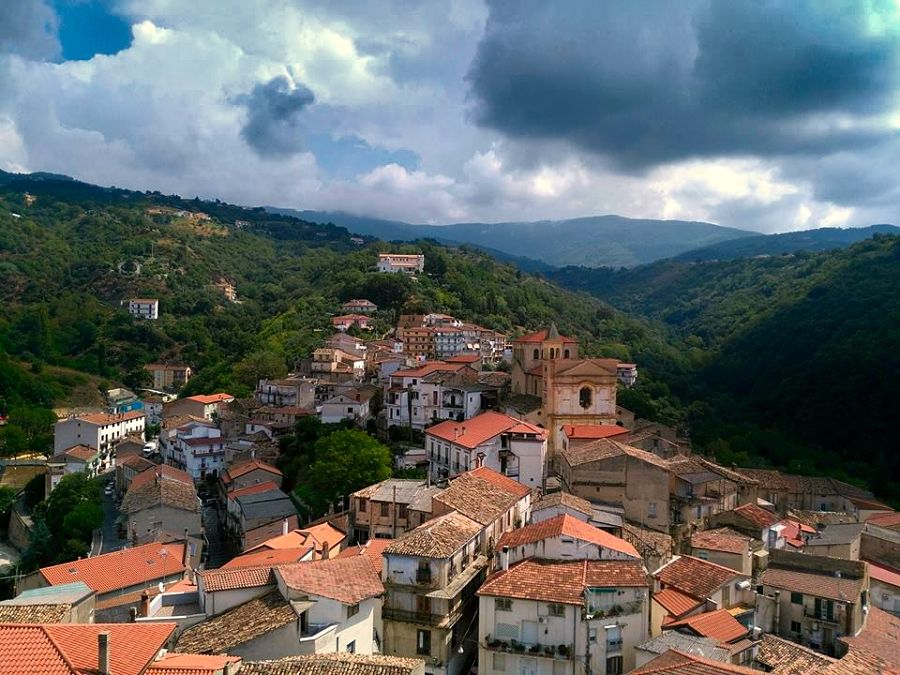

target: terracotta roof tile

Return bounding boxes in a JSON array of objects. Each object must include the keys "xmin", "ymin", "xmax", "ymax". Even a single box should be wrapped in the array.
[
  {"xmin": 221, "ymin": 547, "xmax": 312, "ymax": 569},
  {"xmin": 432, "ymin": 472, "xmax": 524, "ymax": 526},
  {"xmin": 63, "ymin": 445, "xmax": 98, "ymax": 462},
  {"xmin": 655, "ymin": 556, "xmax": 739, "ymax": 600},
  {"xmin": 131, "ymin": 464, "xmax": 193, "ymax": 489},
  {"xmin": 732, "ymin": 503, "xmax": 778, "ymax": 528},
  {"xmin": 866, "ymin": 559, "xmax": 900, "ymax": 589},
  {"xmin": 755, "ymin": 634, "xmax": 836, "ymax": 674},
  {"xmin": 532, "ymin": 492, "xmax": 593, "ymax": 517},
  {"xmin": 122, "ymin": 476, "xmax": 199, "ymax": 514},
  {"xmin": 426, "ymin": 411, "xmax": 542, "ymax": 449},
  {"xmin": 665, "ymin": 609, "xmax": 748, "ymax": 643},
  {"xmin": 562, "ymin": 424, "xmax": 629, "ymax": 440},
  {"xmin": 240, "ymin": 653, "xmax": 424, "ymax": 675},
  {"xmin": 187, "ymin": 394, "xmax": 234, "ymax": 404},
  {"xmin": 0, "ymin": 623, "xmax": 176, "ymax": 675},
  {"xmin": 40, "ymin": 543, "xmax": 186, "ymax": 595},
  {"xmin": 512, "ymin": 329, "xmax": 577, "ymax": 344},
  {"xmin": 760, "ymin": 566, "xmax": 864, "ymax": 603},
  {"xmin": 276, "ymin": 556, "xmax": 384, "ymax": 604},
  {"xmin": 560, "ymin": 438, "xmax": 671, "ymax": 470},
  {"xmin": 498, "ymin": 514, "xmax": 639, "ymax": 558},
  {"xmin": 72, "ymin": 411, "xmax": 144, "ymax": 426},
  {"xmin": 299, "ymin": 522, "xmax": 347, "ymax": 551},
  {"xmin": 227, "ymin": 480, "xmax": 281, "ymax": 500},
  {"xmin": 222, "ymin": 459, "xmax": 282, "ymax": 484},
  {"xmin": 0, "ymin": 604, "xmax": 71, "ymax": 623},
  {"xmin": 868, "ymin": 512, "xmax": 900, "ymax": 529},
  {"xmin": 653, "ymin": 588, "xmax": 703, "ymax": 618},
  {"xmin": 478, "ymin": 558, "xmax": 649, "ymax": 605},
  {"xmin": 175, "ymin": 590, "xmax": 295, "ymax": 654},
  {"xmin": 690, "ymin": 528, "xmax": 751, "ymax": 555},
  {"xmin": 198, "ymin": 565, "xmax": 275, "ymax": 593},
  {"xmin": 468, "ymin": 466, "xmax": 532, "ymax": 498},
  {"xmin": 386, "ymin": 512, "xmax": 482, "ymax": 559},
  {"xmin": 837, "ymin": 606, "xmax": 900, "ymax": 670},
  {"xmin": 631, "ymin": 649, "xmax": 758, "ymax": 674},
  {"xmin": 336, "ymin": 539, "xmax": 393, "ymax": 574},
  {"xmin": 149, "ymin": 653, "xmax": 241, "ymax": 675}
]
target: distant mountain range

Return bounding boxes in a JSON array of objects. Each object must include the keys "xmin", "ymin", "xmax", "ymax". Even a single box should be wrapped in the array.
[{"xmin": 270, "ymin": 208, "xmax": 755, "ymax": 268}]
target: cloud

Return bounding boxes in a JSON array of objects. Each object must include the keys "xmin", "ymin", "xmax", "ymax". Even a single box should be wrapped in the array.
[
  {"xmin": 236, "ymin": 75, "xmax": 316, "ymax": 157},
  {"xmin": 467, "ymin": 0, "xmax": 900, "ymax": 169},
  {"xmin": 0, "ymin": 0, "xmax": 59, "ymax": 60}
]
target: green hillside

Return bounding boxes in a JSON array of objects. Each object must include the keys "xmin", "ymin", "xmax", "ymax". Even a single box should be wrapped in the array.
[{"xmin": 549, "ymin": 236, "xmax": 900, "ymax": 500}]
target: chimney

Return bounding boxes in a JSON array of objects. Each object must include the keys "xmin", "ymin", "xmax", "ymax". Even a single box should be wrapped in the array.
[
  {"xmin": 500, "ymin": 546, "xmax": 509, "ymax": 572},
  {"xmin": 140, "ymin": 590, "xmax": 151, "ymax": 618},
  {"xmin": 321, "ymin": 540, "xmax": 331, "ymax": 558},
  {"xmin": 98, "ymin": 631, "xmax": 110, "ymax": 675},
  {"xmin": 282, "ymin": 518, "xmax": 290, "ymax": 536}
]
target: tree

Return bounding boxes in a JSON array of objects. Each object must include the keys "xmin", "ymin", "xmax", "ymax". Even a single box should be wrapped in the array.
[
  {"xmin": 233, "ymin": 349, "xmax": 287, "ymax": 388},
  {"xmin": 301, "ymin": 430, "xmax": 393, "ymax": 516},
  {"xmin": 0, "ymin": 486, "xmax": 15, "ymax": 519}
]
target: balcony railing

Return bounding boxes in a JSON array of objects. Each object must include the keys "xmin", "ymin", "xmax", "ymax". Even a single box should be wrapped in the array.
[
  {"xmin": 586, "ymin": 601, "xmax": 643, "ymax": 619},
  {"xmin": 416, "ymin": 569, "xmax": 433, "ymax": 585},
  {"xmin": 483, "ymin": 638, "xmax": 573, "ymax": 661},
  {"xmin": 804, "ymin": 609, "xmax": 839, "ymax": 624}
]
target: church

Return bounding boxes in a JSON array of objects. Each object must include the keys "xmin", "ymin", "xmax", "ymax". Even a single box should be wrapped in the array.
[{"xmin": 510, "ymin": 324, "xmax": 620, "ymax": 454}]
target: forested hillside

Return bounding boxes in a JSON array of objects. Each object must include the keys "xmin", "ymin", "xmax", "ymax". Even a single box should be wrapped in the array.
[{"xmin": 549, "ymin": 236, "xmax": 900, "ymax": 500}]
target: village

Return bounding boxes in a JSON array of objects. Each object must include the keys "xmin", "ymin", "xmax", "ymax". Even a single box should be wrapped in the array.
[{"xmin": 0, "ymin": 252, "xmax": 898, "ymax": 675}]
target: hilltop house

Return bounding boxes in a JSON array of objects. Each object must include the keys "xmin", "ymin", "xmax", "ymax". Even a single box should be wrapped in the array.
[
  {"xmin": 129, "ymin": 298, "xmax": 159, "ymax": 320},
  {"xmin": 378, "ymin": 254, "xmax": 424, "ymax": 274}
]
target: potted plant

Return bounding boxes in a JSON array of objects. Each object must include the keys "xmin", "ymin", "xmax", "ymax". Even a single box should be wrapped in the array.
[
  {"xmin": 512, "ymin": 641, "xmax": 525, "ymax": 653},
  {"xmin": 528, "ymin": 644, "xmax": 540, "ymax": 654},
  {"xmin": 557, "ymin": 644, "xmax": 569, "ymax": 657},
  {"xmin": 544, "ymin": 645, "xmax": 555, "ymax": 657}
]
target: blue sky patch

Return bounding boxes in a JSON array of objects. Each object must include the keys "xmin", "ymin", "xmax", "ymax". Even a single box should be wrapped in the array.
[
  {"xmin": 52, "ymin": 0, "xmax": 132, "ymax": 61},
  {"xmin": 306, "ymin": 134, "xmax": 419, "ymax": 179}
]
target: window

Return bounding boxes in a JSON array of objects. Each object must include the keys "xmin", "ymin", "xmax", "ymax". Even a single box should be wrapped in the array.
[
  {"xmin": 398, "ymin": 504, "xmax": 408, "ymax": 519},
  {"xmin": 492, "ymin": 654, "xmax": 506, "ymax": 672},
  {"xmin": 791, "ymin": 592, "xmax": 803, "ymax": 605},
  {"xmin": 791, "ymin": 621, "xmax": 802, "ymax": 634},
  {"xmin": 697, "ymin": 550, "xmax": 708, "ymax": 560},
  {"xmin": 647, "ymin": 502, "xmax": 657, "ymax": 518},
  {"xmin": 358, "ymin": 498, "xmax": 367, "ymax": 514},
  {"xmin": 579, "ymin": 387, "xmax": 592, "ymax": 409},
  {"xmin": 380, "ymin": 502, "xmax": 390, "ymax": 517},
  {"xmin": 606, "ymin": 656, "xmax": 623, "ymax": 675},
  {"xmin": 533, "ymin": 349, "xmax": 539, "ymax": 360},
  {"xmin": 347, "ymin": 603, "xmax": 359, "ymax": 618},
  {"xmin": 416, "ymin": 629, "xmax": 431, "ymax": 655},
  {"xmin": 564, "ymin": 349, "xmax": 570, "ymax": 359},
  {"xmin": 346, "ymin": 640, "xmax": 356, "ymax": 653},
  {"xmin": 547, "ymin": 603, "xmax": 565, "ymax": 617},
  {"xmin": 495, "ymin": 598, "xmax": 513, "ymax": 611}
]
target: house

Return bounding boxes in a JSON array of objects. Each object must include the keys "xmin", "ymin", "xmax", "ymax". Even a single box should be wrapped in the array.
[
  {"xmin": 667, "ymin": 457, "xmax": 755, "ymax": 541},
  {"xmin": 244, "ymin": 522, "xmax": 347, "ymax": 560},
  {"xmin": 530, "ymin": 491, "xmax": 594, "ymax": 523},
  {"xmin": 164, "ymin": 393, "xmax": 234, "ymax": 421},
  {"xmin": 833, "ymin": 605, "xmax": 900, "ymax": 671},
  {"xmin": 385, "ymin": 361, "xmax": 475, "ymax": 430},
  {"xmin": 616, "ymin": 363, "xmax": 638, "ymax": 387},
  {"xmin": 662, "ymin": 608, "xmax": 755, "ymax": 666},
  {"xmin": 497, "ymin": 513, "xmax": 640, "ymax": 567},
  {"xmin": 336, "ymin": 538, "xmax": 395, "ymax": 575},
  {"xmin": 145, "ymin": 363, "xmax": 193, "ymax": 391},
  {"xmin": 382, "ymin": 511, "xmax": 487, "ymax": 675},
  {"xmin": 165, "ymin": 419, "xmax": 225, "ymax": 481},
  {"xmin": 753, "ymin": 634, "xmax": 837, "ymax": 673},
  {"xmin": 866, "ymin": 559, "xmax": 900, "ymax": 616},
  {"xmin": 377, "ymin": 253, "xmax": 425, "ymax": 274},
  {"xmin": 114, "ymin": 433, "xmax": 150, "ymax": 461},
  {"xmin": 46, "ymin": 445, "xmax": 101, "ymax": 489},
  {"xmin": 632, "ymin": 650, "xmax": 758, "ymax": 674},
  {"xmin": 426, "ymin": 410, "xmax": 546, "ymax": 488},
  {"xmin": 708, "ymin": 502, "xmax": 780, "ymax": 542},
  {"xmin": 320, "ymin": 390, "xmax": 373, "ymax": 425},
  {"xmin": 53, "ymin": 410, "xmax": 145, "ymax": 456},
  {"xmin": 195, "ymin": 564, "xmax": 279, "ymax": 618},
  {"xmin": 430, "ymin": 467, "xmax": 532, "ymax": 549},
  {"xmin": 312, "ymin": 348, "xmax": 366, "ymax": 383},
  {"xmin": 106, "ymin": 387, "xmax": 143, "ymax": 414},
  {"xmin": 220, "ymin": 459, "xmax": 284, "ymax": 500},
  {"xmin": 558, "ymin": 438, "xmax": 671, "ymax": 533},
  {"xmin": 122, "ymin": 465, "xmax": 201, "ymax": 542},
  {"xmin": 333, "ymin": 314, "xmax": 373, "ymax": 331},
  {"xmin": 560, "ymin": 424, "xmax": 629, "ymax": 449},
  {"xmin": 651, "ymin": 555, "xmax": 753, "ymax": 635},
  {"xmin": 275, "ymin": 556, "xmax": 385, "ymax": 655},
  {"xmin": 690, "ymin": 528, "xmax": 754, "ymax": 575},
  {"xmin": 634, "ymin": 632, "xmax": 732, "ymax": 669},
  {"xmin": 22, "ymin": 542, "xmax": 190, "ymax": 617},
  {"xmin": 231, "ymin": 488, "xmax": 299, "ymax": 551},
  {"xmin": 757, "ymin": 549, "xmax": 870, "ymax": 655},
  {"xmin": 129, "ymin": 298, "xmax": 160, "ymax": 320},
  {"xmin": 256, "ymin": 377, "xmax": 317, "ymax": 408},
  {"xmin": 0, "ymin": 581, "xmax": 96, "ymax": 624},
  {"xmin": 350, "ymin": 479, "xmax": 440, "ymax": 542},
  {"xmin": 343, "ymin": 299, "xmax": 378, "ymax": 314},
  {"xmin": 0, "ymin": 622, "xmax": 177, "ymax": 675},
  {"xmin": 239, "ymin": 653, "xmax": 425, "ymax": 675},
  {"xmin": 477, "ymin": 557, "xmax": 651, "ymax": 675},
  {"xmin": 803, "ymin": 522, "xmax": 865, "ymax": 559}
]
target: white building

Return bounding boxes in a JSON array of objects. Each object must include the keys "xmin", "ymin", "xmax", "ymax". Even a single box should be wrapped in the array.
[
  {"xmin": 320, "ymin": 392, "xmax": 372, "ymax": 425},
  {"xmin": 54, "ymin": 411, "xmax": 145, "ymax": 460},
  {"xmin": 129, "ymin": 298, "xmax": 159, "ymax": 320},
  {"xmin": 426, "ymin": 411, "xmax": 547, "ymax": 490},
  {"xmin": 477, "ymin": 557, "xmax": 651, "ymax": 675},
  {"xmin": 385, "ymin": 362, "xmax": 475, "ymax": 430},
  {"xmin": 377, "ymin": 254, "xmax": 425, "ymax": 274},
  {"xmin": 165, "ymin": 419, "xmax": 225, "ymax": 481}
]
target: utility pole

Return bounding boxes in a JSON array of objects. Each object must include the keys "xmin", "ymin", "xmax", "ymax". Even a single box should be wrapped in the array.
[{"xmin": 584, "ymin": 589, "xmax": 592, "ymax": 675}]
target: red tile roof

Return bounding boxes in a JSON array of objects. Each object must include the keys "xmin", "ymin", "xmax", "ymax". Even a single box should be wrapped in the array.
[
  {"xmin": 277, "ymin": 556, "xmax": 384, "ymax": 604},
  {"xmin": 227, "ymin": 480, "xmax": 281, "ymax": 500},
  {"xmin": 187, "ymin": 393, "xmax": 233, "ymax": 404},
  {"xmin": 665, "ymin": 609, "xmax": 748, "ymax": 644},
  {"xmin": 392, "ymin": 362, "xmax": 465, "ymax": 378},
  {"xmin": 426, "ymin": 410, "xmax": 542, "ymax": 449},
  {"xmin": 631, "ymin": 649, "xmax": 758, "ymax": 674},
  {"xmin": 73, "ymin": 411, "xmax": 145, "ymax": 426},
  {"xmin": 653, "ymin": 587, "xmax": 703, "ymax": 618},
  {"xmin": 690, "ymin": 528, "xmax": 751, "ymax": 555},
  {"xmin": 513, "ymin": 329, "xmax": 577, "ymax": 344},
  {"xmin": 532, "ymin": 491, "xmax": 593, "ymax": 516},
  {"xmin": 655, "ymin": 556, "xmax": 739, "ymax": 600},
  {"xmin": 477, "ymin": 558, "xmax": 649, "ymax": 605},
  {"xmin": 198, "ymin": 565, "xmax": 275, "ymax": 593},
  {"xmin": 299, "ymin": 522, "xmax": 347, "ymax": 552},
  {"xmin": 0, "ymin": 622, "xmax": 176, "ymax": 675},
  {"xmin": 222, "ymin": 459, "xmax": 282, "ymax": 485},
  {"xmin": 760, "ymin": 566, "xmax": 865, "ymax": 602},
  {"xmin": 562, "ymin": 424, "xmax": 629, "ymax": 440},
  {"xmin": 467, "ymin": 466, "xmax": 531, "ymax": 498},
  {"xmin": 498, "ymin": 514, "xmax": 639, "ymax": 558},
  {"xmin": 732, "ymin": 503, "xmax": 778, "ymax": 528},
  {"xmin": 865, "ymin": 560, "xmax": 900, "ymax": 589},
  {"xmin": 336, "ymin": 539, "xmax": 393, "ymax": 574},
  {"xmin": 149, "ymin": 652, "xmax": 241, "ymax": 675},
  {"xmin": 40, "ymin": 543, "xmax": 186, "ymax": 595},
  {"xmin": 62, "ymin": 445, "xmax": 98, "ymax": 462},
  {"xmin": 131, "ymin": 464, "xmax": 193, "ymax": 490},
  {"xmin": 837, "ymin": 606, "xmax": 900, "ymax": 670},
  {"xmin": 868, "ymin": 512, "xmax": 900, "ymax": 529},
  {"xmin": 221, "ymin": 547, "xmax": 313, "ymax": 569}
]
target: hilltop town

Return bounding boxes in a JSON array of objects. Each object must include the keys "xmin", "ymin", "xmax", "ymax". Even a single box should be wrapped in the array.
[{"xmin": 0, "ymin": 251, "xmax": 897, "ymax": 675}]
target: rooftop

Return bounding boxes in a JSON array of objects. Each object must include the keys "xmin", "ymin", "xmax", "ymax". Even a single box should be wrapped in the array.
[
  {"xmin": 653, "ymin": 587, "xmax": 703, "ymax": 618},
  {"xmin": 691, "ymin": 527, "xmax": 752, "ymax": 555},
  {"xmin": 561, "ymin": 424, "xmax": 629, "ymax": 440},
  {"xmin": 425, "ymin": 410, "xmax": 543, "ymax": 449},
  {"xmin": 655, "ymin": 556, "xmax": 740, "ymax": 600},
  {"xmin": 239, "ymin": 653, "xmax": 424, "ymax": 675},
  {"xmin": 148, "ymin": 653, "xmax": 242, "ymax": 675},
  {"xmin": 432, "ymin": 472, "xmax": 524, "ymax": 526},
  {"xmin": 220, "ymin": 547, "xmax": 312, "ymax": 569},
  {"xmin": 68, "ymin": 410, "xmax": 145, "ymax": 426},
  {"xmin": 0, "ymin": 604, "xmax": 72, "ymax": 623},
  {"xmin": 186, "ymin": 393, "xmax": 234, "ymax": 404},
  {"xmin": 559, "ymin": 438, "xmax": 670, "ymax": 470},
  {"xmin": 477, "ymin": 558, "xmax": 649, "ymax": 605},
  {"xmin": 732, "ymin": 503, "xmax": 779, "ymax": 528},
  {"xmin": 352, "ymin": 479, "xmax": 429, "ymax": 503},
  {"xmin": 40, "ymin": 543, "xmax": 186, "ymax": 595},
  {"xmin": 277, "ymin": 556, "xmax": 384, "ymax": 604},
  {"xmin": 175, "ymin": 589, "xmax": 296, "ymax": 654},
  {"xmin": 637, "ymin": 633, "xmax": 731, "ymax": 663},
  {"xmin": 198, "ymin": 565, "xmax": 275, "ymax": 593},
  {"xmin": 222, "ymin": 459, "xmax": 283, "ymax": 485},
  {"xmin": 866, "ymin": 559, "xmax": 900, "ymax": 589},
  {"xmin": 131, "ymin": 464, "xmax": 193, "ymax": 490},
  {"xmin": 498, "ymin": 513, "xmax": 640, "ymax": 558},
  {"xmin": 665, "ymin": 609, "xmax": 748, "ymax": 644},
  {"xmin": 532, "ymin": 491, "xmax": 593, "ymax": 517},
  {"xmin": 63, "ymin": 445, "xmax": 98, "ymax": 462},
  {"xmin": 836, "ymin": 605, "xmax": 900, "ymax": 671},
  {"xmin": 235, "ymin": 489, "xmax": 297, "ymax": 521},
  {"xmin": 299, "ymin": 522, "xmax": 347, "ymax": 552},
  {"xmin": 512, "ymin": 326, "xmax": 577, "ymax": 344},
  {"xmin": 804, "ymin": 522, "xmax": 866, "ymax": 547},
  {"xmin": 760, "ymin": 566, "xmax": 865, "ymax": 602},
  {"xmin": 335, "ymin": 539, "xmax": 394, "ymax": 574},
  {"xmin": 385, "ymin": 511, "xmax": 482, "ymax": 559},
  {"xmin": 754, "ymin": 634, "xmax": 836, "ymax": 675},
  {"xmin": 121, "ymin": 475, "xmax": 199, "ymax": 514},
  {"xmin": 631, "ymin": 649, "xmax": 758, "ymax": 674},
  {"xmin": 0, "ymin": 622, "xmax": 175, "ymax": 675},
  {"xmin": 0, "ymin": 582, "xmax": 93, "ymax": 607}
]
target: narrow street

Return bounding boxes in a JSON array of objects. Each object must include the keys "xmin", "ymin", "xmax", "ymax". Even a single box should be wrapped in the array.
[
  {"xmin": 202, "ymin": 503, "xmax": 229, "ymax": 569},
  {"xmin": 100, "ymin": 472, "xmax": 127, "ymax": 554}
]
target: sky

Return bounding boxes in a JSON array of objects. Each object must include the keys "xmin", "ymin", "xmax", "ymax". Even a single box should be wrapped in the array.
[{"xmin": 1, "ymin": 1, "xmax": 899, "ymax": 232}]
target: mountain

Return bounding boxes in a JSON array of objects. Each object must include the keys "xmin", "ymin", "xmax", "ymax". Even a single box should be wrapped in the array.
[
  {"xmin": 549, "ymin": 235, "xmax": 900, "ymax": 500},
  {"xmin": 674, "ymin": 224, "xmax": 900, "ymax": 262},
  {"xmin": 271, "ymin": 208, "xmax": 756, "ymax": 268}
]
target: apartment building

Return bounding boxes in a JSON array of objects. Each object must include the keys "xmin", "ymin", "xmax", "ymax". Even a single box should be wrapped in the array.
[
  {"xmin": 477, "ymin": 557, "xmax": 651, "ymax": 675},
  {"xmin": 256, "ymin": 377, "xmax": 316, "ymax": 408},
  {"xmin": 343, "ymin": 299, "xmax": 378, "ymax": 314},
  {"xmin": 145, "ymin": 363, "xmax": 193, "ymax": 391},
  {"xmin": 53, "ymin": 411, "xmax": 145, "ymax": 456},
  {"xmin": 164, "ymin": 419, "xmax": 225, "ymax": 480},
  {"xmin": 386, "ymin": 362, "xmax": 474, "ymax": 430},
  {"xmin": 164, "ymin": 393, "xmax": 234, "ymax": 420},
  {"xmin": 378, "ymin": 253, "xmax": 425, "ymax": 274},
  {"xmin": 350, "ymin": 479, "xmax": 440, "ymax": 542},
  {"xmin": 129, "ymin": 298, "xmax": 159, "ymax": 320}
]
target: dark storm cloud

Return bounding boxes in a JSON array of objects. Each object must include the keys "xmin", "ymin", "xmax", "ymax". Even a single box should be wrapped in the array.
[
  {"xmin": 236, "ymin": 75, "xmax": 315, "ymax": 157},
  {"xmin": 0, "ymin": 0, "xmax": 60, "ymax": 60},
  {"xmin": 467, "ymin": 0, "xmax": 900, "ymax": 169}
]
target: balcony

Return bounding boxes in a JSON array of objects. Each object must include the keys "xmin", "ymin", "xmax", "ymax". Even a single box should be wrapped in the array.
[
  {"xmin": 606, "ymin": 638, "xmax": 623, "ymax": 653},
  {"xmin": 382, "ymin": 607, "xmax": 452, "ymax": 627},
  {"xmin": 483, "ymin": 638, "xmax": 573, "ymax": 661},
  {"xmin": 298, "ymin": 622, "xmax": 337, "ymax": 654},
  {"xmin": 586, "ymin": 601, "xmax": 644, "ymax": 619},
  {"xmin": 804, "ymin": 609, "xmax": 840, "ymax": 625},
  {"xmin": 416, "ymin": 569, "xmax": 433, "ymax": 585}
]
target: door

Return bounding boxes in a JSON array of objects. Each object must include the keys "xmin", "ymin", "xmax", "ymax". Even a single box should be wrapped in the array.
[
  {"xmin": 521, "ymin": 621, "xmax": 538, "ymax": 645},
  {"xmin": 519, "ymin": 658, "xmax": 538, "ymax": 675}
]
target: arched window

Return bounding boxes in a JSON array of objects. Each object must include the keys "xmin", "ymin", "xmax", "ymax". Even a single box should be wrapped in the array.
[
  {"xmin": 579, "ymin": 386, "xmax": 592, "ymax": 409},
  {"xmin": 564, "ymin": 349, "xmax": 570, "ymax": 359},
  {"xmin": 533, "ymin": 348, "xmax": 540, "ymax": 360}
]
